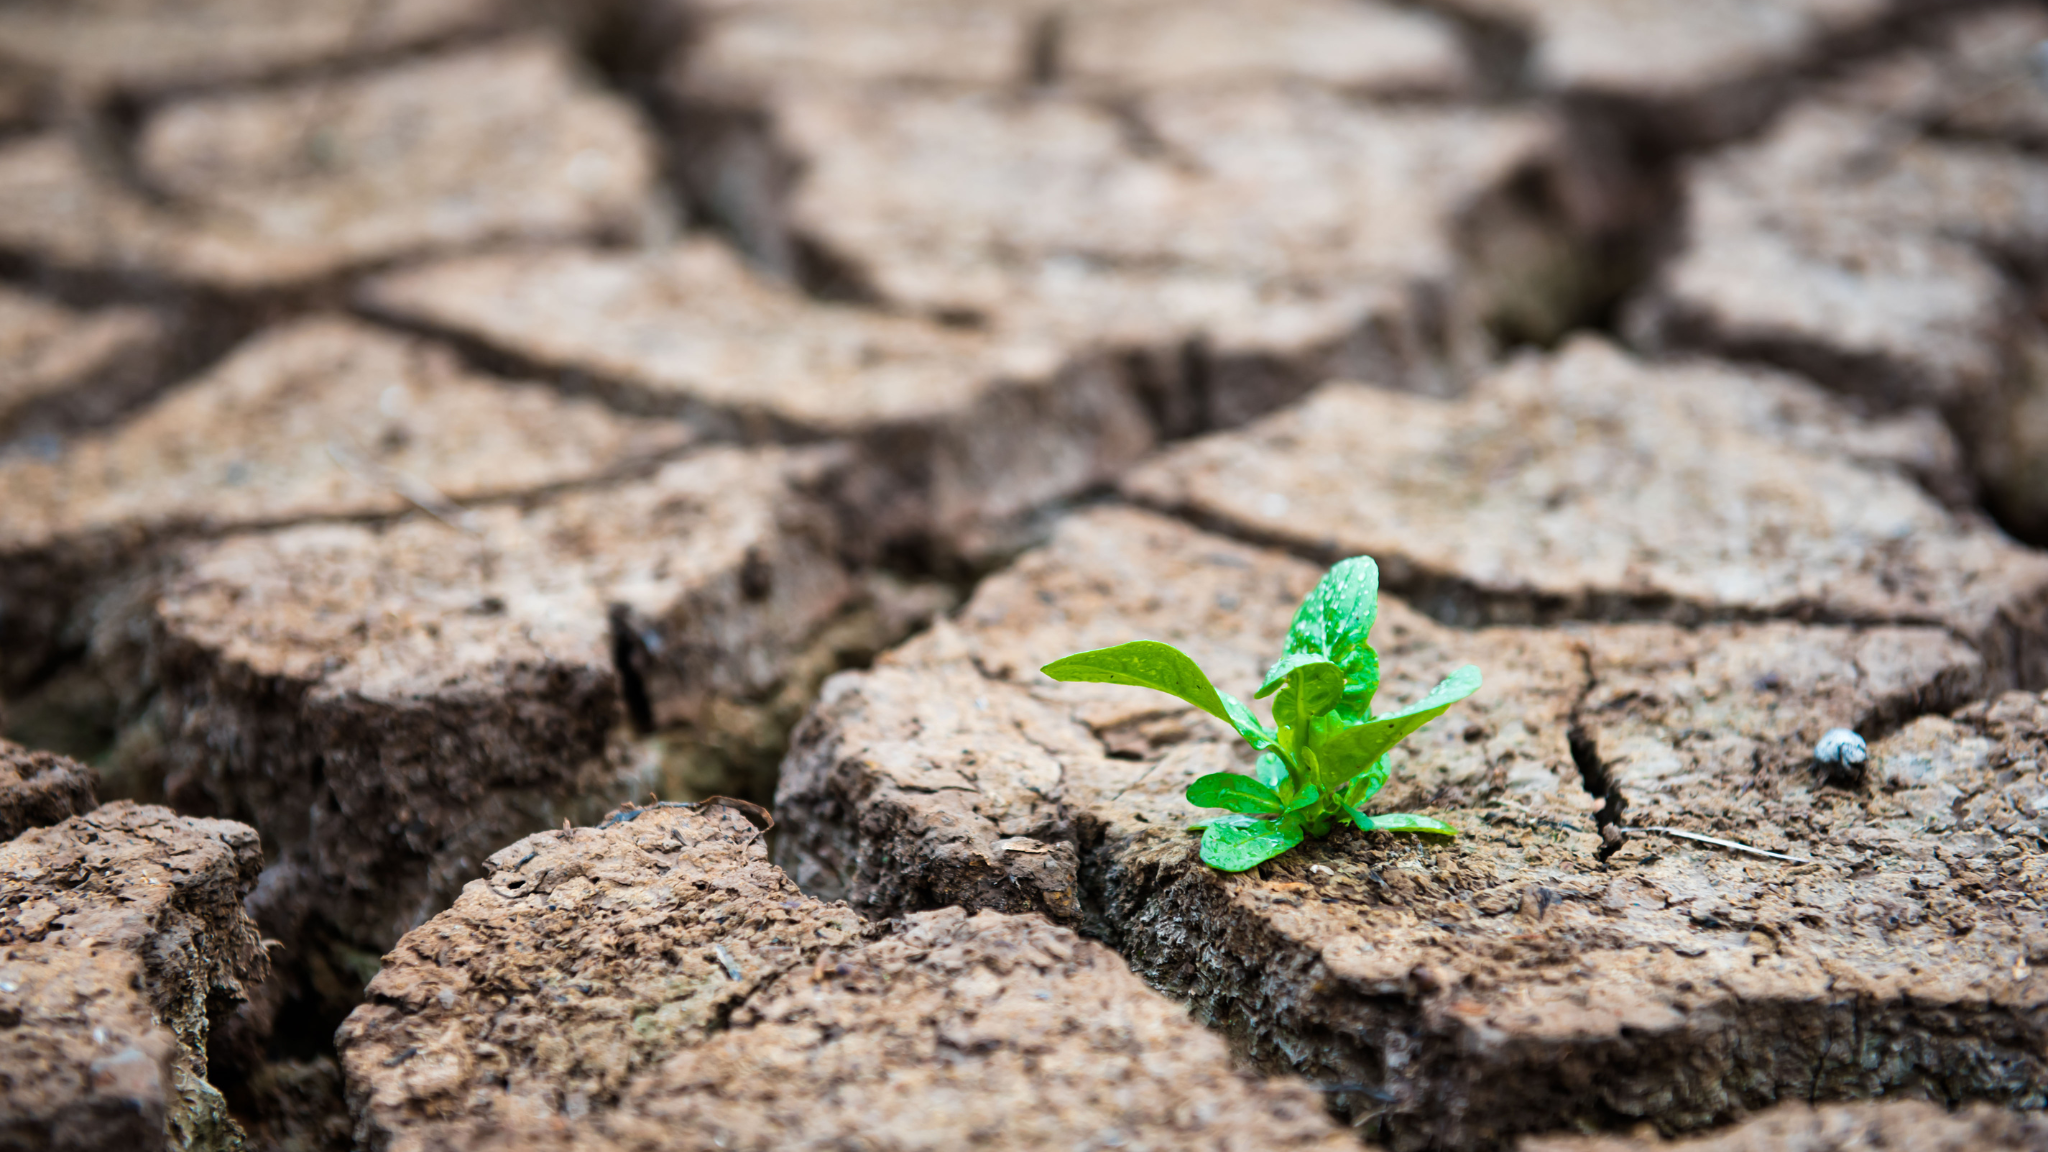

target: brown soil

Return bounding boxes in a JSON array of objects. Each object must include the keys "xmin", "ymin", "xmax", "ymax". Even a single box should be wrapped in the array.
[
  {"xmin": 0, "ymin": 739, "xmax": 97, "ymax": 841},
  {"xmin": 337, "ymin": 802, "xmax": 1360, "ymax": 1152},
  {"xmin": 1123, "ymin": 338, "xmax": 2048, "ymax": 684},
  {"xmin": 2, "ymin": 2, "xmax": 2047, "ymax": 1150},
  {"xmin": 1524, "ymin": 1098, "xmax": 2048, "ymax": 1152},
  {"xmin": 360, "ymin": 238, "xmax": 1158, "ymax": 561},
  {"xmin": 1630, "ymin": 8, "xmax": 2048, "ymax": 543},
  {"xmin": 0, "ymin": 38, "xmax": 657, "ymax": 294},
  {"xmin": 0, "ymin": 800, "xmax": 267, "ymax": 1152}
]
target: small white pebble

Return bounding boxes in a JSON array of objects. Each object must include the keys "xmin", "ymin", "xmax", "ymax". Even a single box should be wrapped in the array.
[
  {"xmin": 1309, "ymin": 864, "xmax": 1334, "ymax": 876},
  {"xmin": 93, "ymin": 1027, "xmax": 107, "ymax": 1045},
  {"xmin": 1815, "ymin": 728, "xmax": 1867, "ymax": 767}
]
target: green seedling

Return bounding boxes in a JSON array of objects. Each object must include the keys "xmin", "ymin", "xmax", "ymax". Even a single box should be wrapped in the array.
[{"xmin": 1041, "ymin": 557, "xmax": 1479, "ymax": 872}]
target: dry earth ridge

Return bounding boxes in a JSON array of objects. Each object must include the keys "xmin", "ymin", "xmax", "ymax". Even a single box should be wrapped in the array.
[
  {"xmin": 360, "ymin": 239, "xmax": 1154, "ymax": 562},
  {"xmin": 0, "ymin": 311, "xmax": 944, "ymax": 1144},
  {"xmin": 0, "ymin": 738, "xmax": 99, "ymax": 843},
  {"xmin": 662, "ymin": 0, "xmax": 1602, "ymax": 427},
  {"xmin": 0, "ymin": 0, "xmax": 512, "ymax": 98},
  {"xmin": 0, "ymin": 798, "xmax": 267, "ymax": 1152},
  {"xmin": 1524, "ymin": 1098, "xmax": 2048, "ymax": 1152},
  {"xmin": 1632, "ymin": 6, "xmax": 2048, "ymax": 545},
  {"xmin": 139, "ymin": 439, "xmax": 931, "ymax": 988},
  {"xmin": 336, "ymin": 802, "xmax": 1361, "ymax": 1152},
  {"xmin": 0, "ymin": 36, "xmax": 658, "ymax": 295},
  {"xmin": 1123, "ymin": 338, "xmax": 2048, "ymax": 687},
  {"xmin": 0, "ymin": 316, "xmax": 694, "ymax": 696}
]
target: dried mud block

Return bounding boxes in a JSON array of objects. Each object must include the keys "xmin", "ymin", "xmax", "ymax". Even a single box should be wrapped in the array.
[
  {"xmin": 0, "ymin": 315, "xmax": 690, "ymax": 692},
  {"xmin": 1060, "ymin": 0, "xmax": 1468, "ymax": 95},
  {"xmin": 676, "ymin": 0, "xmax": 1468, "ymax": 101},
  {"xmin": 779, "ymin": 504, "xmax": 2038, "ymax": 1148},
  {"xmin": 145, "ymin": 445, "xmax": 858, "ymax": 962},
  {"xmin": 0, "ymin": 739, "xmax": 97, "ymax": 842},
  {"xmin": 0, "ymin": 285, "xmax": 166, "ymax": 445},
  {"xmin": 362, "ymin": 239, "xmax": 1153, "ymax": 558},
  {"xmin": 0, "ymin": 801, "xmax": 267, "ymax": 1152},
  {"xmin": 785, "ymin": 88, "xmax": 1550, "ymax": 353},
  {"xmin": 1523, "ymin": 1099, "xmax": 2048, "ymax": 1152},
  {"xmin": 680, "ymin": 77, "xmax": 1558, "ymax": 402},
  {"xmin": 1631, "ymin": 9, "xmax": 2048, "ymax": 543},
  {"xmin": 0, "ymin": 0, "xmax": 506, "ymax": 96},
  {"xmin": 0, "ymin": 39, "xmax": 656, "ymax": 292},
  {"xmin": 338, "ymin": 804, "xmax": 1356, "ymax": 1152},
  {"xmin": 673, "ymin": 0, "xmax": 1036, "ymax": 100},
  {"xmin": 1124, "ymin": 337, "xmax": 2048, "ymax": 688},
  {"xmin": 1431, "ymin": 0, "xmax": 1913, "ymax": 144},
  {"xmin": 1839, "ymin": 6, "xmax": 2048, "ymax": 149}
]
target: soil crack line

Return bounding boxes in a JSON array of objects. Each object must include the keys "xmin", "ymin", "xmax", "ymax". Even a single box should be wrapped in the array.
[{"xmin": 1565, "ymin": 643, "xmax": 1628, "ymax": 862}]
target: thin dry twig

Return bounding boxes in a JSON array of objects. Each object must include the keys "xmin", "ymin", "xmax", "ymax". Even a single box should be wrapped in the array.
[
  {"xmin": 1632, "ymin": 825, "xmax": 1813, "ymax": 865},
  {"xmin": 327, "ymin": 439, "xmax": 479, "ymax": 534}
]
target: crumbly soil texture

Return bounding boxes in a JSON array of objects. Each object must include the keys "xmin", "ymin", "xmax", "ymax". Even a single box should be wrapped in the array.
[{"xmin": 3, "ymin": 2, "xmax": 2048, "ymax": 1152}]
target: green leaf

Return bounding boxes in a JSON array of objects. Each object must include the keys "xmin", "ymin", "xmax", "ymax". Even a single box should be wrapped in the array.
[
  {"xmin": 1256, "ymin": 653, "xmax": 1343, "ymax": 701},
  {"xmin": 1042, "ymin": 641, "xmax": 1234, "ymax": 724},
  {"xmin": 1185, "ymin": 773, "xmax": 1284, "ymax": 815},
  {"xmin": 1187, "ymin": 811, "xmax": 1260, "ymax": 832},
  {"xmin": 1341, "ymin": 757, "xmax": 1391, "ymax": 806},
  {"xmin": 1346, "ymin": 809, "xmax": 1458, "ymax": 837},
  {"xmin": 1254, "ymin": 752, "xmax": 1289, "ymax": 792},
  {"xmin": 1219, "ymin": 691, "xmax": 1278, "ymax": 752},
  {"xmin": 1271, "ymin": 669, "xmax": 1346, "ymax": 736},
  {"xmin": 1312, "ymin": 665, "xmax": 1482, "ymax": 787},
  {"xmin": 1199, "ymin": 817, "xmax": 1305, "ymax": 871},
  {"xmin": 1285, "ymin": 558, "xmax": 1382, "ymax": 704},
  {"xmin": 1283, "ymin": 784, "xmax": 1322, "ymax": 812},
  {"xmin": 1335, "ymin": 647, "xmax": 1382, "ymax": 719}
]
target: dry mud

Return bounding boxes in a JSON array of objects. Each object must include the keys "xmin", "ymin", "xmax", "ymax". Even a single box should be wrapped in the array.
[
  {"xmin": 0, "ymin": 36, "xmax": 657, "ymax": 294},
  {"xmin": 779, "ymin": 503, "xmax": 2048, "ymax": 1149},
  {"xmin": 664, "ymin": 0, "xmax": 1595, "ymax": 422},
  {"xmin": 1, "ymin": 0, "xmax": 2047, "ymax": 1150},
  {"xmin": 0, "ymin": 797, "xmax": 267, "ymax": 1152},
  {"xmin": 0, "ymin": 738, "xmax": 97, "ymax": 842},
  {"xmin": 360, "ymin": 239, "xmax": 1154, "ymax": 560},
  {"xmin": 1524, "ymin": 1098, "xmax": 2048, "ymax": 1151},
  {"xmin": 337, "ymin": 803, "xmax": 1358, "ymax": 1152},
  {"xmin": 1124, "ymin": 338, "xmax": 2048, "ymax": 685}
]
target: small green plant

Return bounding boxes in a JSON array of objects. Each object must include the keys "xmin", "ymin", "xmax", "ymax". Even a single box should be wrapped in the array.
[{"xmin": 1041, "ymin": 556, "xmax": 1479, "ymax": 872}]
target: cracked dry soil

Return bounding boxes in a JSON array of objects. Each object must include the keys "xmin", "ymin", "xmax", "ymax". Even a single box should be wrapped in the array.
[{"xmin": 3, "ymin": 1, "xmax": 2048, "ymax": 1151}]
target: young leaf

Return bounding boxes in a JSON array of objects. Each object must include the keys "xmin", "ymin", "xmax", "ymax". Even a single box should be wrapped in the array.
[
  {"xmin": 1313, "ymin": 665, "xmax": 1482, "ymax": 786},
  {"xmin": 1254, "ymin": 752, "xmax": 1289, "ymax": 792},
  {"xmin": 1042, "ymin": 641, "xmax": 1233, "ymax": 723},
  {"xmin": 1340, "ymin": 757, "xmax": 1391, "ymax": 806},
  {"xmin": 1346, "ymin": 809, "xmax": 1458, "ymax": 837},
  {"xmin": 1283, "ymin": 784, "xmax": 1322, "ymax": 812},
  {"xmin": 1335, "ymin": 650, "xmax": 1383, "ymax": 720},
  {"xmin": 1256, "ymin": 653, "xmax": 1344, "ymax": 701},
  {"xmin": 1187, "ymin": 811, "xmax": 1263, "ymax": 832},
  {"xmin": 1185, "ymin": 773, "xmax": 1284, "ymax": 815},
  {"xmin": 1284, "ymin": 558, "xmax": 1382, "ymax": 700},
  {"xmin": 1219, "ymin": 691, "xmax": 1278, "ymax": 752},
  {"xmin": 1269, "ymin": 661, "xmax": 1346, "ymax": 732},
  {"xmin": 1200, "ymin": 817, "xmax": 1305, "ymax": 871}
]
